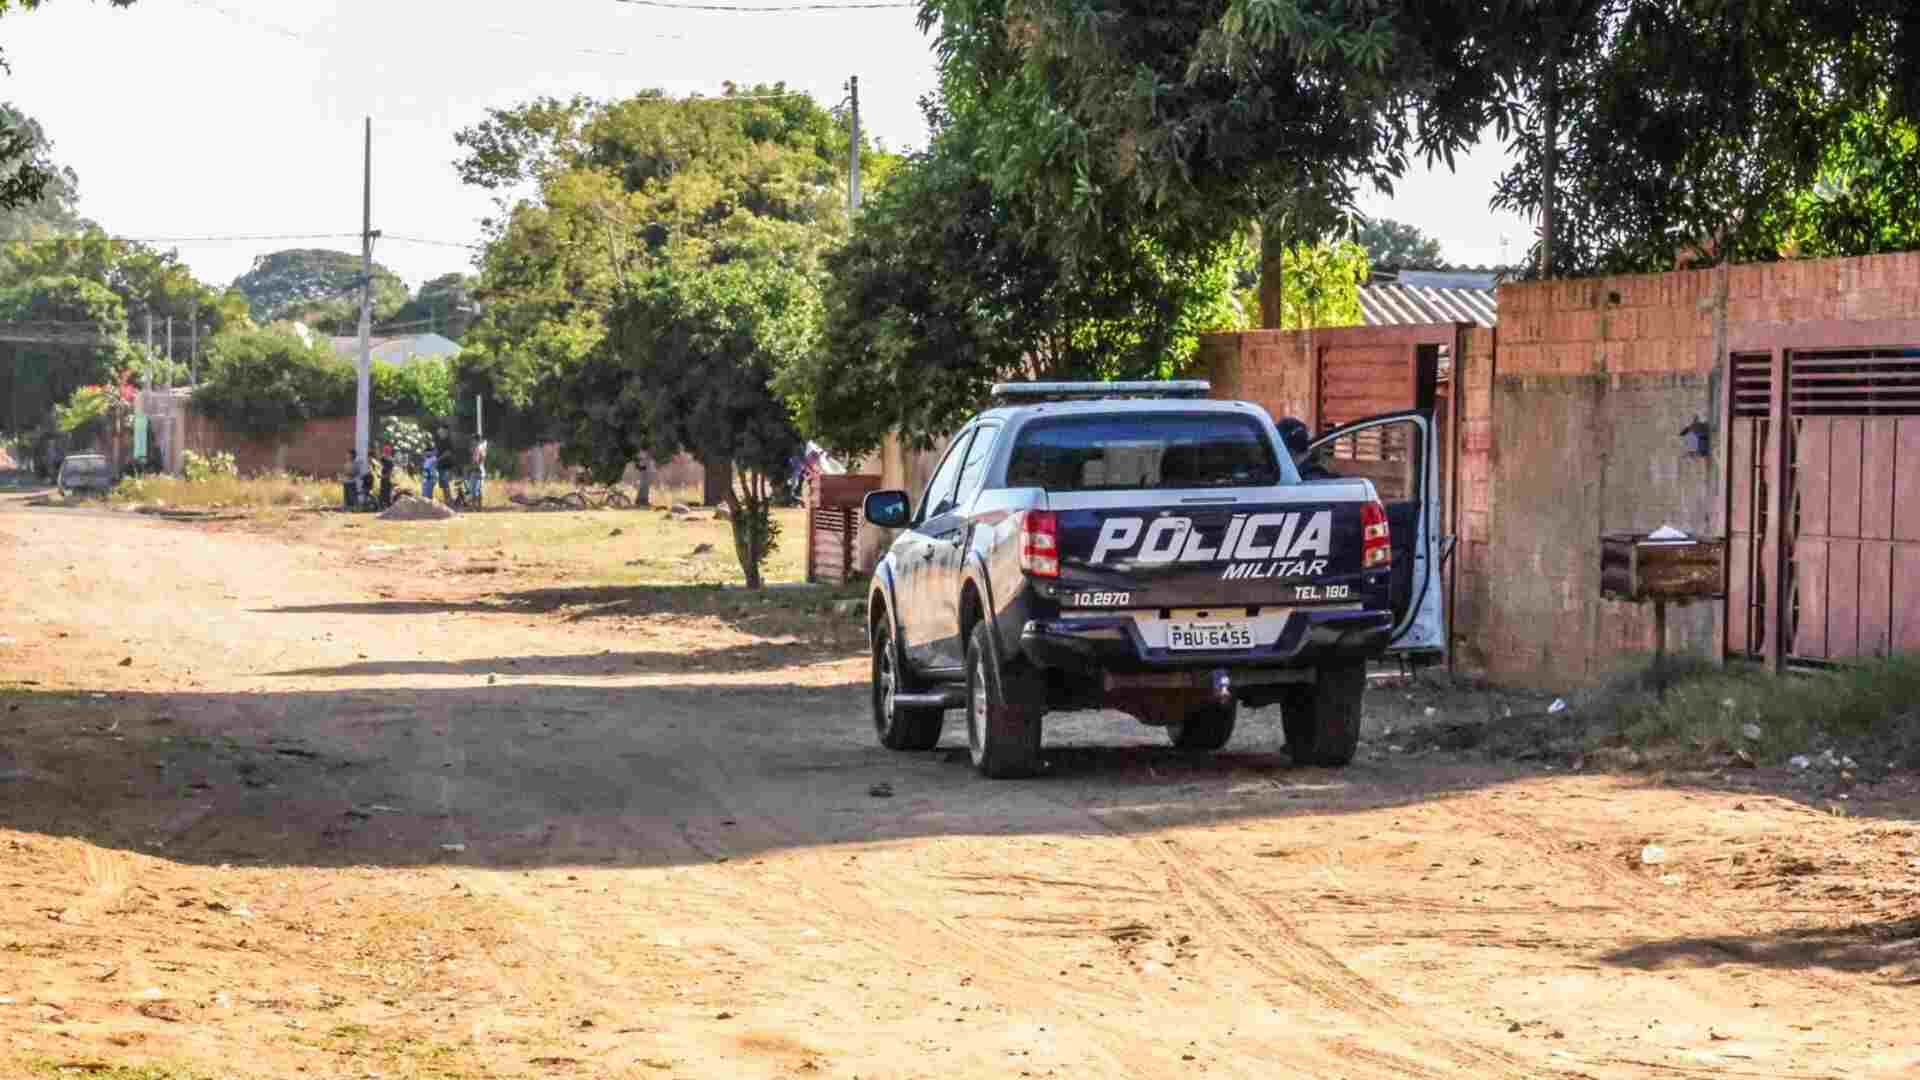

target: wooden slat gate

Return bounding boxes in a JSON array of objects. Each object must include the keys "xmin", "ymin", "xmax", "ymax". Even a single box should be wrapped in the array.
[
  {"xmin": 807, "ymin": 474, "xmax": 881, "ymax": 585},
  {"xmin": 1725, "ymin": 319, "xmax": 1920, "ymax": 669}
]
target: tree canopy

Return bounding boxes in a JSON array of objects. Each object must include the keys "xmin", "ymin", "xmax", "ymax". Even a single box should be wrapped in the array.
[
  {"xmin": 1355, "ymin": 218, "xmax": 1444, "ymax": 270},
  {"xmin": 1491, "ymin": 0, "xmax": 1920, "ymax": 276},
  {"xmin": 919, "ymin": 0, "xmax": 1520, "ymax": 319},
  {"xmin": 789, "ymin": 99, "xmax": 1243, "ymax": 462},
  {"xmin": 230, "ymin": 248, "xmax": 408, "ymax": 329}
]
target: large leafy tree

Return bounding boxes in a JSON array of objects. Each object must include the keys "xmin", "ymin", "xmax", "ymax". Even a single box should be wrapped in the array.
[
  {"xmin": 6, "ymin": 228, "xmax": 249, "ymax": 336},
  {"xmin": 453, "ymin": 85, "xmax": 886, "ymax": 451},
  {"xmin": 1355, "ymin": 218, "xmax": 1444, "ymax": 270},
  {"xmin": 230, "ymin": 248, "xmax": 408, "ymax": 328},
  {"xmin": 564, "ymin": 226, "xmax": 815, "ymax": 587},
  {"xmin": 789, "ymin": 100, "xmax": 1242, "ymax": 462},
  {"xmin": 921, "ymin": 0, "xmax": 1524, "ymax": 324},
  {"xmin": 1492, "ymin": 0, "xmax": 1920, "ymax": 276},
  {"xmin": 0, "ymin": 273, "xmax": 136, "ymax": 434}
]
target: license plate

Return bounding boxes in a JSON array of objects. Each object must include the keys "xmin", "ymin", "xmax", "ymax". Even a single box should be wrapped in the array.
[{"xmin": 1167, "ymin": 621, "xmax": 1255, "ymax": 651}]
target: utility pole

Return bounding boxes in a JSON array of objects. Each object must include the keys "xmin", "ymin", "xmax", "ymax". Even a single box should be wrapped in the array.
[
  {"xmin": 848, "ymin": 74, "xmax": 861, "ymax": 214},
  {"xmin": 165, "ymin": 316, "xmax": 173, "ymax": 389},
  {"xmin": 354, "ymin": 116, "xmax": 375, "ymax": 477},
  {"xmin": 144, "ymin": 310, "xmax": 153, "ymax": 384},
  {"xmin": 190, "ymin": 319, "xmax": 198, "ymax": 386}
]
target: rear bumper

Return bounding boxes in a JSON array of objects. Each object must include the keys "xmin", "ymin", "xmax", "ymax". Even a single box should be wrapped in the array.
[{"xmin": 1018, "ymin": 607, "xmax": 1393, "ymax": 674}]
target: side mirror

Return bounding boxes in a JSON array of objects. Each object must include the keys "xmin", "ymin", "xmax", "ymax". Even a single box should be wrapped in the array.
[{"xmin": 863, "ymin": 489, "xmax": 911, "ymax": 529}]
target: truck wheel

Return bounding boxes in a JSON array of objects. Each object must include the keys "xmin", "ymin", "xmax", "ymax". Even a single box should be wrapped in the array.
[
  {"xmin": 1282, "ymin": 662, "xmax": 1365, "ymax": 767},
  {"xmin": 1168, "ymin": 701, "xmax": 1237, "ymax": 751},
  {"xmin": 871, "ymin": 615, "xmax": 944, "ymax": 751},
  {"xmin": 966, "ymin": 621, "xmax": 1043, "ymax": 778}
]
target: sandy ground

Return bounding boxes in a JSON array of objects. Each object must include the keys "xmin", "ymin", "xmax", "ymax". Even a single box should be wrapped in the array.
[{"xmin": 2, "ymin": 489, "xmax": 1918, "ymax": 1079}]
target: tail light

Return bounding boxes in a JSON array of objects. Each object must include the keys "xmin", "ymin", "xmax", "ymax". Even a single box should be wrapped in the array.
[
  {"xmin": 1361, "ymin": 500, "xmax": 1392, "ymax": 569},
  {"xmin": 1019, "ymin": 510, "xmax": 1059, "ymax": 578}
]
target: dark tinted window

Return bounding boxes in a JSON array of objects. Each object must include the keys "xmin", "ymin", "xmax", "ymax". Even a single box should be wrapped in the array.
[{"xmin": 1007, "ymin": 413, "xmax": 1282, "ymax": 492}]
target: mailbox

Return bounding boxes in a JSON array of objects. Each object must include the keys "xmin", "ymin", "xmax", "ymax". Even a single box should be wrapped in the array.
[{"xmin": 1601, "ymin": 532, "xmax": 1725, "ymax": 603}]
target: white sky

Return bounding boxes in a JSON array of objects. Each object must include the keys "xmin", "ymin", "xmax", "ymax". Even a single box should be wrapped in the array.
[{"xmin": 2, "ymin": 0, "xmax": 1533, "ymax": 290}]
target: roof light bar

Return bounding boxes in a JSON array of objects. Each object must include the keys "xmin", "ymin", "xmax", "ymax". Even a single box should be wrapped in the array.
[{"xmin": 989, "ymin": 380, "xmax": 1213, "ymax": 403}]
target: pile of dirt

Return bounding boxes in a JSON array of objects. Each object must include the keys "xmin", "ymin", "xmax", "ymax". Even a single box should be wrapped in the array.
[{"xmin": 379, "ymin": 495, "xmax": 456, "ymax": 521}]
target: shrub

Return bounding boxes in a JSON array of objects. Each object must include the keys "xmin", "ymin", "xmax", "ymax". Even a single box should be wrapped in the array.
[
  {"xmin": 180, "ymin": 449, "xmax": 237, "ymax": 482},
  {"xmin": 376, "ymin": 416, "xmax": 432, "ymax": 461},
  {"xmin": 192, "ymin": 327, "xmax": 353, "ymax": 440}
]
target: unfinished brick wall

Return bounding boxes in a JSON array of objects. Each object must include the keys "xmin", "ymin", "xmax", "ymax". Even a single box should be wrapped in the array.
[
  {"xmin": 1198, "ymin": 330, "xmax": 1316, "ymax": 427},
  {"xmin": 1485, "ymin": 252, "xmax": 1920, "ymax": 686},
  {"xmin": 1450, "ymin": 326, "xmax": 1497, "ymax": 669}
]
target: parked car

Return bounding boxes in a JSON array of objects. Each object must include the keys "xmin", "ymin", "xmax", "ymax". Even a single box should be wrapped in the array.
[
  {"xmin": 862, "ymin": 380, "xmax": 1444, "ymax": 778},
  {"xmin": 57, "ymin": 453, "xmax": 115, "ymax": 496}
]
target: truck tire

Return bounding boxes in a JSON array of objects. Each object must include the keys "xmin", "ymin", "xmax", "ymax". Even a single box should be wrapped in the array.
[
  {"xmin": 871, "ymin": 613, "xmax": 945, "ymax": 751},
  {"xmin": 966, "ymin": 621, "xmax": 1043, "ymax": 778},
  {"xmin": 1282, "ymin": 662, "xmax": 1365, "ymax": 767},
  {"xmin": 1168, "ymin": 701, "xmax": 1237, "ymax": 751}
]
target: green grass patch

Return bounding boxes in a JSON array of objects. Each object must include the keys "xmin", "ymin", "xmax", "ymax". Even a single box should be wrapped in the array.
[{"xmin": 1590, "ymin": 652, "xmax": 1920, "ymax": 767}]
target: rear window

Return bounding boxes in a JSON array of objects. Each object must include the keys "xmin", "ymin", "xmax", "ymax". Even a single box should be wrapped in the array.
[{"xmin": 1006, "ymin": 413, "xmax": 1285, "ymax": 492}]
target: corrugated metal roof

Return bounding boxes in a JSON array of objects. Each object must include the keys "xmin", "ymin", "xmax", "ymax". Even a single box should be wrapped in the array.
[{"xmin": 1357, "ymin": 284, "xmax": 1498, "ymax": 328}]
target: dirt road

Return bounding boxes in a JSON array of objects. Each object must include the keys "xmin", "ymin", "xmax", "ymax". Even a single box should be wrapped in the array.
[{"xmin": 3, "ymin": 494, "xmax": 1917, "ymax": 1078}]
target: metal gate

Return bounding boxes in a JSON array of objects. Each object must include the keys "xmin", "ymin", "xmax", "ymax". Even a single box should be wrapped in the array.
[{"xmin": 1726, "ymin": 320, "xmax": 1920, "ymax": 668}]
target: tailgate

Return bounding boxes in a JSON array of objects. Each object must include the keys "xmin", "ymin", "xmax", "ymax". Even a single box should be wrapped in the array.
[{"xmin": 1049, "ymin": 485, "xmax": 1375, "ymax": 609}]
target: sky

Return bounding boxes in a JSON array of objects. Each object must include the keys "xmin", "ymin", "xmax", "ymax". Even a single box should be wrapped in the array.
[{"xmin": 2, "ymin": 0, "xmax": 1535, "ymax": 292}]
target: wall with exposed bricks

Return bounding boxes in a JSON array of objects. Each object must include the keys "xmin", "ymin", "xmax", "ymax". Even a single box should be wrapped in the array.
[{"xmin": 1198, "ymin": 251, "xmax": 1920, "ymax": 687}]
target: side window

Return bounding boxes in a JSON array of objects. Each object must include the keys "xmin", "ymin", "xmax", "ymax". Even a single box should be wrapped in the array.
[
  {"xmin": 914, "ymin": 430, "xmax": 974, "ymax": 526},
  {"xmin": 952, "ymin": 423, "xmax": 1001, "ymax": 507}
]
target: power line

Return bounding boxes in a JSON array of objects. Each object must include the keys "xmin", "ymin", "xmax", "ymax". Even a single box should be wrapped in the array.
[
  {"xmin": 384, "ymin": 235, "xmax": 485, "ymax": 251},
  {"xmin": 118, "ymin": 233, "xmax": 362, "ymax": 245},
  {"xmin": 612, "ymin": 0, "xmax": 914, "ymax": 10}
]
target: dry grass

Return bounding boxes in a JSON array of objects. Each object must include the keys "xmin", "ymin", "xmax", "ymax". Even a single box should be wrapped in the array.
[{"xmin": 109, "ymin": 471, "xmax": 337, "ymax": 511}]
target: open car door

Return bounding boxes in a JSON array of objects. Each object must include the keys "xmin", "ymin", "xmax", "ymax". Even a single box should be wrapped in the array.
[{"xmin": 1304, "ymin": 411, "xmax": 1446, "ymax": 659}]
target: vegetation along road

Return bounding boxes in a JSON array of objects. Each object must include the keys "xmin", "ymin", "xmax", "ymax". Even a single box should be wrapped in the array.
[{"xmin": 2, "ymin": 492, "xmax": 1916, "ymax": 1079}]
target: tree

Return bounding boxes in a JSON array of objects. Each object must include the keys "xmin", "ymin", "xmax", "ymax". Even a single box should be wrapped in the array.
[
  {"xmin": 0, "ymin": 273, "xmax": 136, "ymax": 435},
  {"xmin": 1250, "ymin": 240, "xmax": 1368, "ymax": 330},
  {"xmin": 389, "ymin": 272, "xmax": 477, "ymax": 339},
  {"xmin": 919, "ymin": 0, "xmax": 1523, "ymax": 325},
  {"xmin": 230, "ymin": 248, "xmax": 408, "ymax": 327},
  {"xmin": 1355, "ymin": 218, "xmax": 1444, "ymax": 270},
  {"xmin": 1491, "ymin": 1, "xmax": 1920, "ymax": 277},
  {"xmin": 787, "ymin": 99, "xmax": 1243, "ymax": 462},
  {"xmin": 191, "ymin": 326, "xmax": 353, "ymax": 441},
  {"xmin": 0, "ymin": 103, "xmax": 86, "ymax": 242},
  {"xmin": 566, "ymin": 240, "xmax": 813, "ymax": 588},
  {"xmin": 454, "ymin": 85, "xmax": 887, "ymax": 456}
]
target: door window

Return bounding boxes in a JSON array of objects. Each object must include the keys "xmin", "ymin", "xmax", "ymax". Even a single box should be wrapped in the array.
[
  {"xmin": 915, "ymin": 429, "xmax": 974, "ymax": 525},
  {"xmin": 1308, "ymin": 415, "xmax": 1428, "ymax": 625},
  {"xmin": 952, "ymin": 422, "xmax": 1001, "ymax": 506}
]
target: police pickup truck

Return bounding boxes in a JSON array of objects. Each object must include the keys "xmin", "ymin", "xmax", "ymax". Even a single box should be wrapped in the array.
[{"xmin": 862, "ymin": 380, "xmax": 1444, "ymax": 778}]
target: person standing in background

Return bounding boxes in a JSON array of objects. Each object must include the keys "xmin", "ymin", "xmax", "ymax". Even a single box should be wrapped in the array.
[
  {"xmin": 377, "ymin": 443, "xmax": 395, "ymax": 508},
  {"xmin": 420, "ymin": 446, "xmax": 437, "ymax": 501},
  {"xmin": 468, "ymin": 436, "xmax": 488, "ymax": 508}
]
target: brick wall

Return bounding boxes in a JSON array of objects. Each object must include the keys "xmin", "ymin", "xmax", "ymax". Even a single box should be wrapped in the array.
[
  {"xmin": 1198, "ymin": 330, "xmax": 1316, "ymax": 427},
  {"xmin": 175, "ymin": 412, "xmax": 358, "ymax": 476},
  {"xmin": 1483, "ymin": 251, "xmax": 1920, "ymax": 686},
  {"xmin": 1194, "ymin": 252, "xmax": 1920, "ymax": 688}
]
